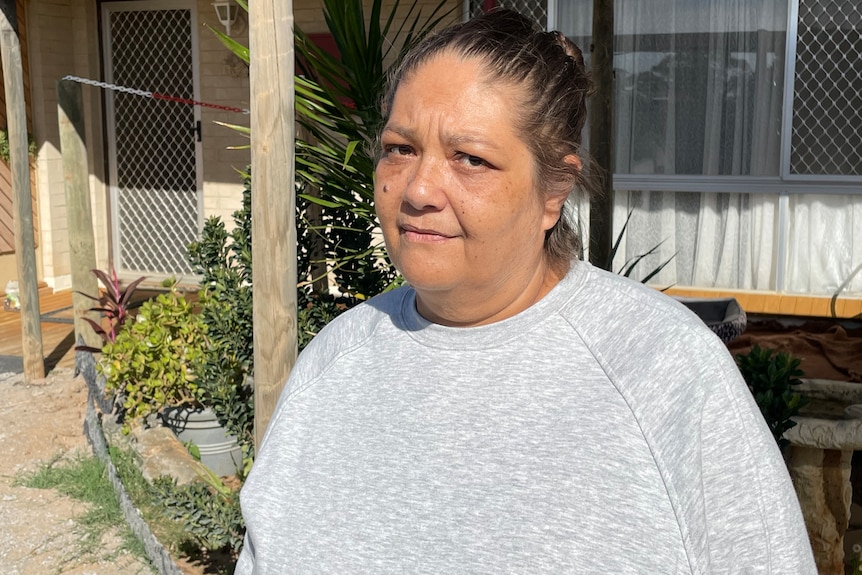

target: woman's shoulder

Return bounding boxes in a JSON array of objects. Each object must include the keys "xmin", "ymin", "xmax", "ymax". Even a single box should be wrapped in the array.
[
  {"xmin": 287, "ymin": 287, "xmax": 410, "ymax": 384},
  {"xmin": 561, "ymin": 263, "xmax": 735, "ymax": 386},
  {"xmin": 566, "ymin": 263, "xmax": 715, "ymax": 343},
  {"xmin": 307, "ymin": 287, "xmax": 407, "ymax": 347}
]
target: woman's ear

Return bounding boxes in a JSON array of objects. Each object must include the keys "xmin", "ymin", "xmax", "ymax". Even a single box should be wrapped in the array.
[
  {"xmin": 564, "ymin": 153, "xmax": 583, "ymax": 172},
  {"xmin": 542, "ymin": 154, "xmax": 583, "ymax": 230}
]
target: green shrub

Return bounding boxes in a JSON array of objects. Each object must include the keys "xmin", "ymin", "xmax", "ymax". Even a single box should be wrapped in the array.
[
  {"xmin": 0, "ymin": 128, "xmax": 37, "ymax": 163},
  {"xmin": 188, "ymin": 174, "xmax": 254, "ymax": 461},
  {"xmin": 736, "ymin": 344, "xmax": 807, "ymax": 448},
  {"xmin": 99, "ymin": 279, "xmax": 207, "ymax": 433},
  {"xmin": 297, "ymin": 290, "xmax": 353, "ymax": 351},
  {"xmin": 151, "ymin": 471, "xmax": 244, "ymax": 555}
]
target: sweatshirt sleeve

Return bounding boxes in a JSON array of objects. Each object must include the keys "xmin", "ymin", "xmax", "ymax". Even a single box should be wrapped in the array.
[
  {"xmin": 694, "ymin": 344, "xmax": 817, "ymax": 573},
  {"xmin": 568, "ymin": 269, "xmax": 817, "ymax": 573},
  {"xmin": 233, "ymin": 532, "xmax": 254, "ymax": 574}
]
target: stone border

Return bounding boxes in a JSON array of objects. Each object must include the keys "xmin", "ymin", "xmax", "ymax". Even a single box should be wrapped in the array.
[{"xmin": 78, "ymin": 349, "xmax": 184, "ymax": 575}]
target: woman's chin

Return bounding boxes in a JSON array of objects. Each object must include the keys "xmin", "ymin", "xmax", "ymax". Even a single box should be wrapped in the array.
[{"xmin": 396, "ymin": 264, "xmax": 460, "ymax": 294}]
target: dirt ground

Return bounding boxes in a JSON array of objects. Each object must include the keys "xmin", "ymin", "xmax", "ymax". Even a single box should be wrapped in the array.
[{"xmin": 0, "ymin": 368, "xmax": 154, "ymax": 575}]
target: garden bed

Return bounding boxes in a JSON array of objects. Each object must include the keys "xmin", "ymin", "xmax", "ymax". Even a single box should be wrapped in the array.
[
  {"xmin": 79, "ymin": 350, "xmax": 239, "ymax": 575},
  {"xmin": 727, "ymin": 318, "xmax": 862, "ymax": 383}
]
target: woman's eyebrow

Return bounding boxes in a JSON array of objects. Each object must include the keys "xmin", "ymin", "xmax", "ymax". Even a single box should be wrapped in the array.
[
  {"xmin": 446, "ymin": 133, "xmax": 501, "ymax": 151},
  {"xmin": 383, "ymin": 123, "xmax": 502, "ymax": 151},
  {"xmin": 381, "ymin": 124, "xmax": 414, "ymax": 140}
]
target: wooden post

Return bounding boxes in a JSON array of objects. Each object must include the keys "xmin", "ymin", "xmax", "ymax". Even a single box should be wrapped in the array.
[
  {"xmin": 0, "ymin": 0, "xmax": 44, "ymax": 379},
  {"xmin": 588, "ymin": 0, "xmax": 614, "ymax": 270},
  {"xmin": 249, "ymin": 0, "xmax": 297, "ymax": 451},
  {"xmin": 58, "ymin": 79, "xmax": 100, "ymax": 351}
]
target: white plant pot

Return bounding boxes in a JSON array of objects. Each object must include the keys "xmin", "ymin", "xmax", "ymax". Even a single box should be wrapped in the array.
[{"xmin": 161, "ymin": 406, "xmax": 242, "ymax": 477}]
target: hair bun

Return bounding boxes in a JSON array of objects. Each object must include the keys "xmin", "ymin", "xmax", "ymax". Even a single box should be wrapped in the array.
[{"xmin": 548, "ymin": 30, "xmax": 589, "ymax": 83}]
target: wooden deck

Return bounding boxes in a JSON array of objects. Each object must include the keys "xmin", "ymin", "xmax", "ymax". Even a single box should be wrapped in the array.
[
  {"xmin": 0, "ymin": 285, "xmax": 173, "ymax": 374},
  {"xmin": 0, "ymin": 287, "xmax": 77, "ymax": 373}
]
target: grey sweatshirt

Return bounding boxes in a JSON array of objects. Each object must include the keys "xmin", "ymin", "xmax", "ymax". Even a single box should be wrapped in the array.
[{"xmin": 236, "ymin": 261, "xmax": 816, "ymax": 574}]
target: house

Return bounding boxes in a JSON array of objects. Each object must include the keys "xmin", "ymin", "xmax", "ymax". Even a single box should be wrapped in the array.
[
  {"xmin": 2, "ymin": 0, "xmax": 859, "ymax": 319},
  {"xmin": 1, "ymin": 0, "xmax": 255, "ymax": 294},
  {"xmin": 0, "ymin": 0, "xmax": 460, "ymax": 297}
]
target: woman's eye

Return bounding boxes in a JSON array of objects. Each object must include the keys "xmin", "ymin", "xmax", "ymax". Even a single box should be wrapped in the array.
[
  {"xmin": 457, "ymin": 153, "xmax": 487, "ymax": 168},
  {"xmin": 384, "ymin": 144, "xmax": 412, "ymax": 156}
]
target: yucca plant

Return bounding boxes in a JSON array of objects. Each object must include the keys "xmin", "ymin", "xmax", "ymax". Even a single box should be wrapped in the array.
[{"xmin": 608, "ymin": 209, "xmax": 677, "ymax": 285}]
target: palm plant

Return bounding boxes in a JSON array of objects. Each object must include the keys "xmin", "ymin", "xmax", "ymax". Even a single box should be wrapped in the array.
[
  {"xmin": 211, "ymin": 0, "xmax": 454, "ymax": 299},
  {"xmin": 292, "ymin": 0, "xmax": 455, "ymax": 297}
]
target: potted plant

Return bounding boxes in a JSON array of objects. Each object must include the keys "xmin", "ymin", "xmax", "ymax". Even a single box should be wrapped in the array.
[
  {"xmin": 736, "ymin": 344, "xmax": 807, "ymax": 449},
  {"xmin": 97, "ymin": 278, "xmax": 242, "ymax": 476}
]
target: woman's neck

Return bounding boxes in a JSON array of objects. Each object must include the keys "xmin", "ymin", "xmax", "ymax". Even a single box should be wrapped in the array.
[{"xmin": 414, "ymin": 261, "xmax": 568, "ymax": 327}]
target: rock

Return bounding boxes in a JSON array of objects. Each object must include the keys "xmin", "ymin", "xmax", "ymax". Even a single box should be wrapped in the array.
[
  {"xmin": 136, "ymin": 426, "xmax": 210, "ymax": 485},
  {"xmin": 101, "ymin": 411, "xmax": 210, "ymax": 485}
]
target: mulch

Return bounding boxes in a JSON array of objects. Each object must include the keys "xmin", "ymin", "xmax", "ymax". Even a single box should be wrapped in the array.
[{"xmin": 727, "ymin": 320, "xmax": 862, "ymax": 383}]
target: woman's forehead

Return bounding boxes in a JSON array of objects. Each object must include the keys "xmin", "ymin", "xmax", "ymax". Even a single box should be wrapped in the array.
[{"xmin": 390, "ymin": 54, "xmax": 526, "ymax": 119}]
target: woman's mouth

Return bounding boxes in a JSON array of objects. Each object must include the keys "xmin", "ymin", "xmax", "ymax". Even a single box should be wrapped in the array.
[{"xmin": 400, "ymin": 224, "xmax": 454, "ymax": 243}]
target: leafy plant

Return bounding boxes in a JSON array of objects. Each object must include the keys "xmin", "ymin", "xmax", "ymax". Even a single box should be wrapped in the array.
[
  {"xmin": 0, "ymin": 128, "xmax": 37, "ymax": 163},
  {"xmin": 76, "ymin": 268, "xmax": 146, "ymax": 352},
  {"xmin": 107, "ymin": 446, "xmax": 208, "ymax": 567},
  {"xmin": 297, "ymin": 290, "xmax": 352, "ymax": 351},
  {"xmin": 188, "ymin": 173, "xmax": 254, "ymax": 461},
  {"xmin": 99, "ymin": 278, "xmax": 207, "ymax": 433},
  {"xmin": 736, "ymin": 344, "xmax": 807, "ymax": 448},
  {"xmin": 151, "ymin": 469, "xmax": 244, "ymax": 555},
  {"xmin": 292, "ymin": 0, "xmax": 454, "ymax": 298}
]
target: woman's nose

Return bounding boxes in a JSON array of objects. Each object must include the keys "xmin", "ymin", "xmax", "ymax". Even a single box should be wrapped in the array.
[{"xmin": 402, "ymin": 157, "xmax": 447, "ymax": 211}]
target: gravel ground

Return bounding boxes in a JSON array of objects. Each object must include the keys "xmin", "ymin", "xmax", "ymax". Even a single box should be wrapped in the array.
[{"xmin": 0, "ymin": 369, "xmax": 154, "ymax": 575}]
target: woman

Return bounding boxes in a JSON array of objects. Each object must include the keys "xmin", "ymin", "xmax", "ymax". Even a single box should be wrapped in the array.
[{"xmin": 236, "ymin": 10, "xmax": 815, "ymax": 574}]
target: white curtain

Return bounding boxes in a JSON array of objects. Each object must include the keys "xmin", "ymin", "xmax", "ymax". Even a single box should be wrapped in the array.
[
  {"xmin": 787, "ymin": 195, "xmax": 862, "ymax": 295},
  {"xmin": 559, "ymin": 0, "xmax": 787, "ymax": 290}
]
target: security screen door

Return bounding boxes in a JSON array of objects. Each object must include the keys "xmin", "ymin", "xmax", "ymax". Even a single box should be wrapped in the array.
[{"xmin": 103, "ymin": 1, "xmax": 202, "ymax": 276}]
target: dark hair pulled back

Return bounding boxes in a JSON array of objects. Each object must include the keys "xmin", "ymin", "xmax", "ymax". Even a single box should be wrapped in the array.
[{"xmin": 380, "ymin": 9, "xmax": 594, "ymax": 271}]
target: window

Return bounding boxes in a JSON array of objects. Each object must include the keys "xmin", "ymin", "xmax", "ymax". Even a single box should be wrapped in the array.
[
  {"xmin": 466, "ymin": 0, "xmax": 548, "ymax": 29},
  {"xmin": 790, "ymin": 0, "xmax": 862, "ymax": 176},
  {"xmin": 549, "ymin": 0, "xmax": 862, "ymax": 296},
  {"xmin": 562, "ymin": 0, "xmax": 787, "ymax": 177}
]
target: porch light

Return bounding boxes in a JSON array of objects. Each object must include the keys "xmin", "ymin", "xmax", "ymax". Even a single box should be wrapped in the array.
[{"xmin": 212, "ymin": 0, "xmax": 239, "ymax": 36}]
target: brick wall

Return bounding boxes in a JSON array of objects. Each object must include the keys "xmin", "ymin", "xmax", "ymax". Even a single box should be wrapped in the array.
[
  {"xmin": 25, "ymin": 0, "xmax": 110, "ymax": 290},
  {"xmin": 196, "ymin": 0, "xmax": 250, "ymax": 227},
  {"xmin": 28, "ymin": 0, "xmax": 76, "ymax": 290}
]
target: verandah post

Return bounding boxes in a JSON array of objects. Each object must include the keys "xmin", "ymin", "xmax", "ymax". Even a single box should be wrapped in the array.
[
  {"xmin": 57, "ymin": 79, "xmax": 100, "ymax": 351},
  {"xmin": 588, "ymin": 0, "xmax": 614, "ymax": 270},
  {"xmin": 249, "ymin": 0, "xmax": 298, "ymax": 452},
  {"xmin": 0, "ymin": 0, "xmax": 44, "ymax": 379}
]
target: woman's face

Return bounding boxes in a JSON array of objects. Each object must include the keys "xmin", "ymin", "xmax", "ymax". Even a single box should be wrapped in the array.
[{"xmin": 375, "ymin": 53, "xmax": 567, "ymax": 326}]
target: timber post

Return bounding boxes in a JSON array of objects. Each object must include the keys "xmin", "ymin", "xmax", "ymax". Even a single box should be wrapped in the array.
[
  {"xmin": 0, "ymin": 0, "xmax": 44, "ymax": 379},
  {"xmin": 57, "ymin": 79, "xmax": 100, "ymax": 351},
  {"xmin": 588, "ymin": 0, "xmax": 614, "ymax": 270},
  {"xmin": 249, "ymin": 0, "xmax": 297, "ymax": 452}
]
